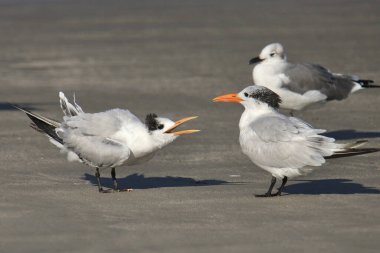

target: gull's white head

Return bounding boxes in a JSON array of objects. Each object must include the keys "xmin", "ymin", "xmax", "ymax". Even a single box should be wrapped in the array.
[
  {"xmin": 249, "ymin": 43, "xmax": 286, "ymax": 65},
  {"xmin": 145, "ymin": 113, "xmax": 199, "ymax": 148},
  {"xmin": 213, "ymin": 85, "xmax": 282, "ymax": 110}
]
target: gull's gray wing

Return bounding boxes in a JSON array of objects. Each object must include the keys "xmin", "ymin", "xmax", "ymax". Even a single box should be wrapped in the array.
[
  {"xmin": 241, "ymin": 115, "xmax": 335, "ymax": 169},
  {"xmin": 282, "ymin": 63, "xmax": 357, "ymax": 100},
  {"xmin": 57, "ymin": 109, "xmax": 143, "ymax": 168}
]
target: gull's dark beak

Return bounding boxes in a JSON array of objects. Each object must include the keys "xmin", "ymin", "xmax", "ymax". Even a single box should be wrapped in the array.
[
  {"xmin": 249, "ymin": 56, "xmax": 263, "ymax": 65},
  {"xmin": 165, "ymin": 116, "xmax": 200, "ymax": 136}
]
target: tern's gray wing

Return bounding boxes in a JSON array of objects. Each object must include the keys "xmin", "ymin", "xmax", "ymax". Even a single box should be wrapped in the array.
[
  {"xmin": 57, "ymin": 109, "xmax": 142, "ymax": 168},
  {"xmin": 282, "ymin": 63, "xmax": 356, "ymax": 100},
  {"xmin": 242, "ymin": 115, "xmax": 335, "ymax": 169}
]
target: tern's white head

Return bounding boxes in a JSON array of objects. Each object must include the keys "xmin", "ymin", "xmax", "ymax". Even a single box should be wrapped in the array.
[
  {"xmin": 213, "ymin": 85, "xmax": 282, "ymax": 110},
  {"xmin": 145, "ymin": 113, "xmax": 199, "ymax": 149},
  {"xmin": 249, "ymin": 43, "xmax": 286, "ymax": 65}
]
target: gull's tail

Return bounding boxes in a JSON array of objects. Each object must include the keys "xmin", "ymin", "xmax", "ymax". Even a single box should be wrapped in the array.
[
  {"xmin": 59, "ymin": 92, "xmax": 84, "ymax": 117},
  {"xmin": 328, "ymin": 140, "xmax": 379, "ymax": 159},
  {"xmin": 11, "ymin": 104, "xmax": 63, "ymax": 145},
  {"xmin": 333, "ymin": 74, "xmax": 379, "ymax": 93},
  {"xmin": 357, "ymin": 79, "xmax": 380, "ymax": 88}
]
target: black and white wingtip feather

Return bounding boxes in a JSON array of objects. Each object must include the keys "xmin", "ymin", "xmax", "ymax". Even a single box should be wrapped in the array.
[
  {"xmin": 10, "ymin": 103, "xmax": 63, "ymax": 144},
  {"xmin": 328, "ymin": 140, "xmax": 379, "ymax": 159}
]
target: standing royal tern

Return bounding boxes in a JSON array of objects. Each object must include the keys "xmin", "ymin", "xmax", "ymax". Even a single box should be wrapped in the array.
[
  {"xmin": 249, "ymin": 43, "xmax": 378, "ymax": 112},
  {"xmin": 13, "ymin": 92, "xmax": 199, "ymax": 193},
  {"xmin": 213, "ymin": 85, "xmax": 378, "ymax": 197}
]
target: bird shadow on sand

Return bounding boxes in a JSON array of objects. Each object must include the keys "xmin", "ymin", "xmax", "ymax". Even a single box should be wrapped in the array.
[
  {"xmin": 284, "ymin": 179, "xmax": 380, "ymax": 195},
  {"xmin": 83, "ymin": 173, "xmax": 235, "ymax": 190},
  {"xmin": 323, "ymin": 129, "xmax": 380, "ymax": 140}
]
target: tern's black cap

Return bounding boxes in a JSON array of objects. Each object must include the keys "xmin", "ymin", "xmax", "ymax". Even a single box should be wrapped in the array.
[
  {"xmin": 145, "ymin": 113, "xmax": 159, "ymax": 131},
  {"xmin": 244, "ymin": 85, "xmax": 282, "ymax": 109}
]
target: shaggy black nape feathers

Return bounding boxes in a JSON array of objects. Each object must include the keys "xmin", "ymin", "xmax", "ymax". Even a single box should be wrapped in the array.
[
  {"xmin": 249, "ymin": 87, "xmax": 282, "ymax": 108},
  {"xmin": 145, "ymin": 113, "xmax": 159, "ymax": 131}
]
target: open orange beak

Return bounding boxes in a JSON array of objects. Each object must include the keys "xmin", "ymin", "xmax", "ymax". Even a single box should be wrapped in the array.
[
  {"xmin": 213, "ymin": 93, "xmax": 243, "ymax": 103},
  {"xmin": 165, "ymin": 116, "xmax": 200, "ymax": 136}
]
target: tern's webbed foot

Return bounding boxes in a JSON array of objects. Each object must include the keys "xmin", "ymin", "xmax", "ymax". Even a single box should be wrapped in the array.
[
  {"xmin": 99, "ymin": 188, "xmax": 114, "ymax": 193},
  {"xmin": 114, "ymin": 188, "xmax": 134, "ymax": 192},
  {"xmin": 99, "ymin": 189, "xmax": 133, "ymax": 193},
  {"xmin": 255, "ymin": 192, "xmax": 278, "ymax": 198},
  {"xmin": 98, "ymin": 188, "xmax": 134, "ymax": 193}
]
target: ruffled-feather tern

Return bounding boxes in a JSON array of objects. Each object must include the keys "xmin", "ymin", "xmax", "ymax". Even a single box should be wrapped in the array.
[
  {"xmin": 13, "ymin": 92, "xmax": 199, "ymax": 193},
  {"xmin": 213, "ymin": 85, "xmax": 378, "ymax": 197}
]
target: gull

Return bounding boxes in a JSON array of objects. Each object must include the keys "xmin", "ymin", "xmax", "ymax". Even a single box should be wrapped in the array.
[
  {"xmin": 213, "ymin": 85, "xmax": 378, "ymax": 197},
  {"xmin": 249, "ymin": 43, "xmax": 378, "ymax": 112},
  {"xmin": 13, "ymin": 92, "xmax": 199, "ymax": 193}
]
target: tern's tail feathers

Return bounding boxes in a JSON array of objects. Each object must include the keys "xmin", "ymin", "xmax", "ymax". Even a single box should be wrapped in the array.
[
  {"xmin": 328, "ymin": 140, "xmax": 379, "ymax": 159},
  {"xmin": 59, "ymin": 92, "xmax": 84, "ymax": 117},
  {"xmin": 333, "ymin": 140, "xmax": 368, "ymax": 150},
  {"xmin": 12, "ymin": 104, "xmax": 63, "ymax": 145}
]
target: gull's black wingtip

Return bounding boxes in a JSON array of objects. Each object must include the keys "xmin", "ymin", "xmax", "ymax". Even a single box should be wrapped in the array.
[{"xmin": 358, "ymin": 79, "xmax": 380, "ymax": 88}]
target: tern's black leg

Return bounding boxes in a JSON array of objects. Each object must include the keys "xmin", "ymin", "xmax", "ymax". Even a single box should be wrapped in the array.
[
  {"xmin": 255, "ymin": 176, "xmax": 277, "ymax": 197},
  {"xmin": 95, "ymin": 167, "xmax": 103, "ymax": 192},
  {"xmin": 110, "ymin": 167, "xmax": 133, "ymax": 192},
  {"xmin": 290, "ymin": 111, "xmax": 295, "ymax": 117},
  {"xmin": 111, "ymin": 167, "xmax": 118, "ymax": 191},
  {"xmin": 95, "ymin": 167, "xmax": 112, "ymax": 193},
  {"xmin": 273, "ymin": 176, "xmax": 288, "ymax": 196}
]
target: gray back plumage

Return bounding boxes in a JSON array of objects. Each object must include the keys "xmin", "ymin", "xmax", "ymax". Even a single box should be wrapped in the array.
[{"xmin": 282, "ymin": 63, "xmax": 356, "ymax": 100}]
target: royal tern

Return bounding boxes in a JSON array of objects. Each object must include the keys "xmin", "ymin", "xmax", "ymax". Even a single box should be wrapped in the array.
[
  {"xmin": 13, "ymin": 92, "xmax": 199, "ymax": 193},
  {"xmin": 249, "ymin": 43, "xmax": 378, "ymax": 112},
  {"xmin": 213, "ymin": 85, "xmax": 378, "ymax": 197}
]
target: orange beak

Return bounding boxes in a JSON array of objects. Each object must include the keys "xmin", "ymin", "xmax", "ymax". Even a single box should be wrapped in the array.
[
  {"xmin": 213, "ymin": 93, "xmax": 243, "ymax": 103},
  {"xmin": 165, "ymin": 116, "xmax": 200, "ymax": 136}
]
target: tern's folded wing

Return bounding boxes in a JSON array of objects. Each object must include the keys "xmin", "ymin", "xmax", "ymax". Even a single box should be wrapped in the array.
[
  {"xmin": 242, "ymin": 116, "xmax": 335, "ymax": 169},
  {"xmin": 62, "ymin": 108, "xmax": 143, "ymax": 137},
  {"xmin": 63, "ymin": 134, "xmax": 131, "ymax": 168},
  {"xmin": 57, "ymin": 109, "xmax": 142, "ymax": 167}
]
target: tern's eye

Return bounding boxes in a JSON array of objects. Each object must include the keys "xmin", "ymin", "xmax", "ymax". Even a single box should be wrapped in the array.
[
  {"xmin": 158, "ymin": 124, "xmax": 164, "ymax": 130},
  {"xmin": 244, "ymin": 92, "xmax": 249, "ymax": 97},
  {"xmin": 270, "ymin": 52, "xmax": 275, "ymax": 57}
]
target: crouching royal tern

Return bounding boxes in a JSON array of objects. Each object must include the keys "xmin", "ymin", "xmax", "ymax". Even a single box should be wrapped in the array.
[
  {"xmin": 249, "ymin": 43, "xmax": 378, "ymax": 112},
  {"xmin": 13, "ymin": 92, "xmax": 199, "ymax": 193},
  {"xmin": 213, "ymin": 85, "xmax": 378, "ymax": 197}
]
